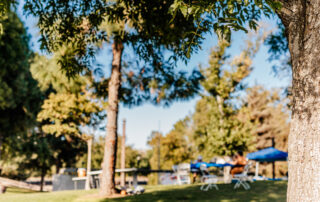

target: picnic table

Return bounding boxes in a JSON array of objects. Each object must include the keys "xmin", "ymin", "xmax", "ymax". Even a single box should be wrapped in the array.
[{"xmin": 78, "ymin": 168, "xmax": 174, "ymax": 189}]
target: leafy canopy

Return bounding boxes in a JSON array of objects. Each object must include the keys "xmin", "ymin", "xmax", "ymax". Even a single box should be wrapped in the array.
[
  {"xmin": 23, "ymin": 0, "xmax": 281, "ymax": 74},
  {"xmin": 25, "ymin": 0, "xmax": 208, "ymax": 107},
  {"xmin": 193, "ymin": 31, "xmax": 265, "ymax": 156},
  {"xmin": 24, "ymin": 0, "xmax": 211, "ymax": 75},
  {"xmin": 0, "ymin": 10, "xmax": 42, "ymax": 139},
  {"xmin": 31, "ymin": 54, "xmax": 105, "ymax": 140}
]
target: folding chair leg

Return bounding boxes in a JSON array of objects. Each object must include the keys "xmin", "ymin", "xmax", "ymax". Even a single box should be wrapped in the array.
[
  {"xmin": 200, "ymin": 184, "xmax": 206, "ymax": 191},
  {"xmin": 234, "ymin": 180, "xmax": 240, "ymax": 189},
  {"xmin": 243, "ymin": 182, "xmax": 250, "ymax": 190},
  {"xmin": 234, "ymin": 179, "xmax": 251, "ymax": 190}
]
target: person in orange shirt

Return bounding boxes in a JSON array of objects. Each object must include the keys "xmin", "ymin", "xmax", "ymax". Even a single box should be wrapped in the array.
[{"xmin": 230, "ymin": 151, "xmax": 247, "ymax": 177}]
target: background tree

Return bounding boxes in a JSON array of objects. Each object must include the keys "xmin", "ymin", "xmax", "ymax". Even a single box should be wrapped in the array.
[
  {"xmin": 238, "ymin": 86, "xmax": 290, "ymax": 177},
  {"xmin": 24, "ymin": 0, "xmax": 208, "ymax": 196},
  {"xmin": 147, "ymin": 118, "xmax": 193, "ymax": 170},
  {"xmin": 31, "ymin": 53, "xmax": 105, "ymax": 139},
  {"xmin": 31, "ymin": 53, "xmax": 105, "ymax": 178},
  {"xmin": 172, "ymin": 0, "xmax": 320, "ymax": 199},
  {"xmin": 0, "ymin": 0, "xmax": 16, "ymax": 33},
  {"xmin": 240, "ymin": 86, "xmax": 290, "ymax": 151},
  {"xmin": 0, "ymin": 11, "xmax": 87, "ymax": 187},
  {"xmin": 0, "ymin": 10, "xmax": 42, "ymax": 174},
  {"xmin": 193, "ymin": 33, "xmax": 264, "ymax": 157}
]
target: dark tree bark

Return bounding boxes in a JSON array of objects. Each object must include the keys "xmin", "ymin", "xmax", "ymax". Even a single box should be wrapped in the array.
[
  {"xmin": 55, "ymin": 158, "xmax": 61, "ymax": 174},
  {"xmin": 100, "ymin": 40, "xmax": 124, "ymax": 196},
  {"xmin": 40, "ymin": 164, "xmax": 46, "ymax": 192},
  {"xmin": 0, "ymin": 136, "xmax": 2, "ymax": 175},
  {"xmin": 276, "ymin": 1, "xmax": 320, "ymax": 201}
]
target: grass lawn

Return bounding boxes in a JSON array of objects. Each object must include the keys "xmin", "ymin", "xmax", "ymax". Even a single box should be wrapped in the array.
[{"xmin": 0, "ymin": 181, "xmax": 287, "ymax": 202}]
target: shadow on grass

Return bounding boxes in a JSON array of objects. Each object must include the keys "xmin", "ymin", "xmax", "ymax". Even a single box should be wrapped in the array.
[
  {"xmin": 102, "ymin": 181, "xmax": 287, "ymax": 202},
  {"xmin": 5, "ymin": 187, "xmax": 39, "ymax": 194}
]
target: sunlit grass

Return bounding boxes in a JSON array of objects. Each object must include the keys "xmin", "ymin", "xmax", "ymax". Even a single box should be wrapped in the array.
[{"xmin": 0, "ymin": 181, "xmax": 287, "ymax": 202}]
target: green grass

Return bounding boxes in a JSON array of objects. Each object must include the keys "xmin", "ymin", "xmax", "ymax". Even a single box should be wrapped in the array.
[{"xmin": 0, "ymin": 181, "xmax": 287, "ymax": 202}]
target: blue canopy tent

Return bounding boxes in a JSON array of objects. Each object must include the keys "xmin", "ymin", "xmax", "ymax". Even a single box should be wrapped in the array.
[
  {"xmin": 247, "ymin": 147, "xmax": 288, "ymax": 162},
  {"xmin": 190, "ymin": 162, "xmax": 232, "ymax": 169},
  {"xmin": 247, "ymin": 147, "xmax": 288, "ymax": 179}
]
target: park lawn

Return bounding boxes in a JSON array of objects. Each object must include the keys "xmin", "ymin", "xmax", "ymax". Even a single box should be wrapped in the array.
[{"xmin": 0, "ymin": 181, "xmax": 287, "ymax": 202}]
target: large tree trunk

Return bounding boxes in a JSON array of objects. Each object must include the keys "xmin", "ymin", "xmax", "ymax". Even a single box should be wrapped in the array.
[
  {"xmin": 100, "ymin": 40, "xmax": 124, "ymax": 196},
  {"xmin": 277, "ymin": 1, "xmax": 320, "ymax": 201}
]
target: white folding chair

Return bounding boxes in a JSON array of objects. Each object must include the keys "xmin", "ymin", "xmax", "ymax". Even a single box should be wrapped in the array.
[
  {"xmin": 233, "ymin": 162, "xmax": 252, "ymax": 190},
  {"xmin": 199, "ymin": 164, "xmax": 219, "ymax": 191},
  {"xmin": 176, "ymin": 163, "xmax": 191, "ymax": 185}
]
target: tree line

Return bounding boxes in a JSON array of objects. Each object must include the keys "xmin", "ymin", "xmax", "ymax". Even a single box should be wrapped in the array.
[
  {"xmin": 148, "ymin": 32, "xmax": 290, "ymax": 179},
  {"xmin": 1, "ymin": 0, "xmax": 318, "ymax": 200}
]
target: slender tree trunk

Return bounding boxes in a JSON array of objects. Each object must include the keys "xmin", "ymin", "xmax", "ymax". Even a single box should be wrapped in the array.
[
  {"xmin": 40, "ymin": 165, "xmax": 46, "ymax": 192},
  {"xmin": 157, "ymin": 132, "xmax": 161, "ymax": 185},
  {"xmin": 55, "ymin": 159, "xmax": 61, "ymax": 174},
  {"xmin": 120, "ymin": 119, "xmax": 126, "ymax": 187},
  {"xmin": 277, "ymin": 1, "xmax": 320, "ymax": 201},
  {"xmin": 0, "ymin": 136, "xmax": 2, "ymax": 175},
  {"xmin": 216, "ymin": 96, "xmax": 224, "ymax": 130},
  {"xmin": 100, "ymin": 40, "xmax": 124, "ymax": 196},
  {"xmin": 0, "ymin": 137, "xmax": 4, "ymax": 193},
  {"xmin": 272, "ymin": 138, "xmax": 275, "ymax": 179},
  {"xmin": 85, "ymin": 137, "xmax": 93, "ymax": 190}
]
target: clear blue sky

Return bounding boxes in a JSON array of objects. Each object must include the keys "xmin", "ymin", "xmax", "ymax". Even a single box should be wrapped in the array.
[{"xmin": 17, "ymin": 2, "xmax": 290, "ymax": 150}]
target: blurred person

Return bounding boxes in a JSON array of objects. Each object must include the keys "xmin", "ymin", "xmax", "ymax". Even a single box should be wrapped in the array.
[
  {"xmin": 230, "ymin": 151, "xmax": 247, "ymax": 177},
  {"xmin": 192, "ymin": 155, "xmax": 203, "ymax": 183}
]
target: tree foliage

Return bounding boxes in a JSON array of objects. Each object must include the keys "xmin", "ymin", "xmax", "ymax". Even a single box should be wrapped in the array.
[
  {"xmin": 264, "ymin": 21, "xmax": 291, "ymax": 77},
  {"xmin": 0, "ymin": 10, "xmax": 42, "ymax": 162},
  {"xmin": 0, "ymin": 0, "xmax": 16, "ymax": 33},
  {"xmin": 239, "ymin": 86, "xmax": 290, "ymax": 151},
  {"xmin": 237, "ymin": 86, "xmax": 290, "ymax": 177},
  {"xmin": 24, "ymin": 0, "xmax": 211, "ymax": 75},
  {"xmin": 170, "ymin": 0, "xmax": 280, "ymax": 41},
  {"xmin": 37, "ymin": 92, "xmax": 104, "ymax": 139},
  {"xmin": 193, "ymin": 32, "xmax": 265, "ymax": 157},
  {"xmin": 147, "ymin": 118, "xmax": 194, "ymax": 170},
  {"xmin": 31, "ymin": 54, "xmax": 106, "ymax": 141},
  {"xmin": 25, "ymin": 0, "xmax": 206, "ymax": 107},
  {"xmin": 30, "ymin": 54, "xmax": 85, "ymax": 94}
]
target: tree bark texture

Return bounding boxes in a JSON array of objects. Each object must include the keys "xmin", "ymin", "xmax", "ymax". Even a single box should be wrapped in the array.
[
  {"xmin": 85, "ymin": 137, "xmax": 93, "ymax": 190},
  {"xmin": 277, "ymin": 1, "xmax": 320, "ymax": 201},
  {"xmin": 100, "ymin": 40, "xmax": 124, "ymax": 196},
  {"xmin": 120, "ymin": 119, "xmax": 126, "ymax": 187}
]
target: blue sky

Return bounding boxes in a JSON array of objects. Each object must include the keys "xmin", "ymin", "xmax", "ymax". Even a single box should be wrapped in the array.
[{"xmin": 17, "ymin": 3, "xmax": 290, "ymax": 150}]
